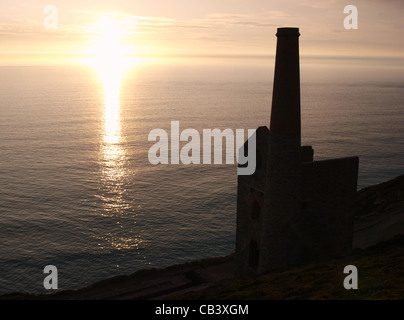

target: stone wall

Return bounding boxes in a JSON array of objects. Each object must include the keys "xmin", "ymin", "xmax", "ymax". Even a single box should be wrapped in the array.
[
  {"xmin": 257, "ymin": 133, "xmax": 302, "ymax": 273},
  {"xmin": 235, "ymin": 126, "xmax": 269, "ymax": 277},
  {"xmin": 300, "ymin": 157, "xmax": 359, "ymax": 261}
]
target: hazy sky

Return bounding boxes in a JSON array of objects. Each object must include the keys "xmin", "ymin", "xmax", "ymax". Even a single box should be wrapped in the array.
[{"xmin": 0, "ymin": 0, "xmax": 403, "ymax": 64}]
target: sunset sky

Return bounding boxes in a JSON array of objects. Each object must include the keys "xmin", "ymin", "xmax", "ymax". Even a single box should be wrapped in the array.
[{"xmin": 0, "ymin": 0, "xmax": 403, "ymax": 65}]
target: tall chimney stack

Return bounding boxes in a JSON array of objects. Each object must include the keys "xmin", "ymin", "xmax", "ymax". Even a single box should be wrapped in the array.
[
  {"xmin": 270, "ymin": 27, "xmax": 301, "ymax": 144},
  {"xmin": 259, "ymin": 27, "xmax": 302, "ymax": 273}
]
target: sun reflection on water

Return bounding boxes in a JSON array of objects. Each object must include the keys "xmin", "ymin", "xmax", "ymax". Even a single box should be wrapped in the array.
[{"xmin": 95, "ymin": 59, "xmax": 143, "ymax": 252}]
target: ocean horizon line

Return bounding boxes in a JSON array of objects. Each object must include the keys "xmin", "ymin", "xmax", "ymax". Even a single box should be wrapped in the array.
[{"xmin": 1, "ymin": 53, "xmax": 404, "ymax": 67}]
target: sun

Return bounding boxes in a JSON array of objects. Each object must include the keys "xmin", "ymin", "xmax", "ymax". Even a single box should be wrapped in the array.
[
  {"xmin": 86, "ymin": 15, "xmax": 138, "ymax": 78},
  {"xmin": 85, "ymin": 16, "xmax": 133, "ymax": 148},
  {"xmin": 84, "ymin": 15, "xmax": 140, "ymax": 152},
  {"xmin": 94, "ymin": 17, "xmax": 126, "ymax": 62}
]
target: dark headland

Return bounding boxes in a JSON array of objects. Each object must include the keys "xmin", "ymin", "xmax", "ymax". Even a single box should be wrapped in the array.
[{"xmin": 2, "ymin": 174, "xmax": 404, "ymax": 300}]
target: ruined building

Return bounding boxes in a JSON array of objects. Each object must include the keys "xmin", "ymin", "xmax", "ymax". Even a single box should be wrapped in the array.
[{"xmin": 236, "ymin": 27, "xmax": 359, "ymax": 277}]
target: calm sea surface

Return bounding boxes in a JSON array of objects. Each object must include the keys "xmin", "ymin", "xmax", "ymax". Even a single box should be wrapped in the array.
[{"xmin": 0, "ymin": 58, "xmax": 403, "ymax": 294}]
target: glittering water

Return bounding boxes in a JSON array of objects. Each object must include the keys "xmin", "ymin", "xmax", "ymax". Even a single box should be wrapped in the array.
[{"xmin": 0, "ymin": 58, "xmax": 403, "ymax": 294}]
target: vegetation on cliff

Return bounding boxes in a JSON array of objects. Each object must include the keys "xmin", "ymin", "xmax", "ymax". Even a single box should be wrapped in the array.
[{"xmin": 171, "ymin": 235, "xmax": 404, "ymax": 299}]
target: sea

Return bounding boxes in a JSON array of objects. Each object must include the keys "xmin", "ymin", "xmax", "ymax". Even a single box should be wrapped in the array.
[{"xmin": 0, "ymin": 56, "xmax": 403, "ymax": 294}]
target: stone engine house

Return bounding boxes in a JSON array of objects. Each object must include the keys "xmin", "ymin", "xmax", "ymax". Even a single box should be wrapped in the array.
[{"xmin": 235, "ymin": 27, "xmax": 359, "ymax": 277}]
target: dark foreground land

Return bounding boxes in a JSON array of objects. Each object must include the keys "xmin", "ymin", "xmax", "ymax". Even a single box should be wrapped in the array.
[
  {"xmin": 172, "ymin": 235, "xmax": 404, "ymax": 300},
  {"xmin": 2, "ymin": 175, "xmax": 404, "ymax": 300}
]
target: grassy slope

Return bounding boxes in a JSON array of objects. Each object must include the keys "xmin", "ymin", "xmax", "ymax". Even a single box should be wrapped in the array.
[
  {"xmin": 355, "ymin": 174, "xmax": 404, "ymax": 220},
  {"xmin": 172, "ymin": 235, "xmax": 404, "ymax": 300}
]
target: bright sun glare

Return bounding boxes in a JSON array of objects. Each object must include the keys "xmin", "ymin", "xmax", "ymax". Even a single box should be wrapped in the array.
[
  {"xmin": 90, "ymin": 16, "xmax": 136, "ymax": 79},
  {"xmin": 85, "ymin": 15, "xmax": 139, "ymax": 157},
  {"xmin": 85, "ymin": 16, "xmax": 138, "ymax": 135},
  {"xmin": 88, "ymin": 16, "xmax": 133, "ymax": 171}
]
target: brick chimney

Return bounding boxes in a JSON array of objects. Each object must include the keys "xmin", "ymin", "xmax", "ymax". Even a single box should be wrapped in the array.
[{"xmin": 270, "ymin": 27, "xmax": 301, "ymax": 145}]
